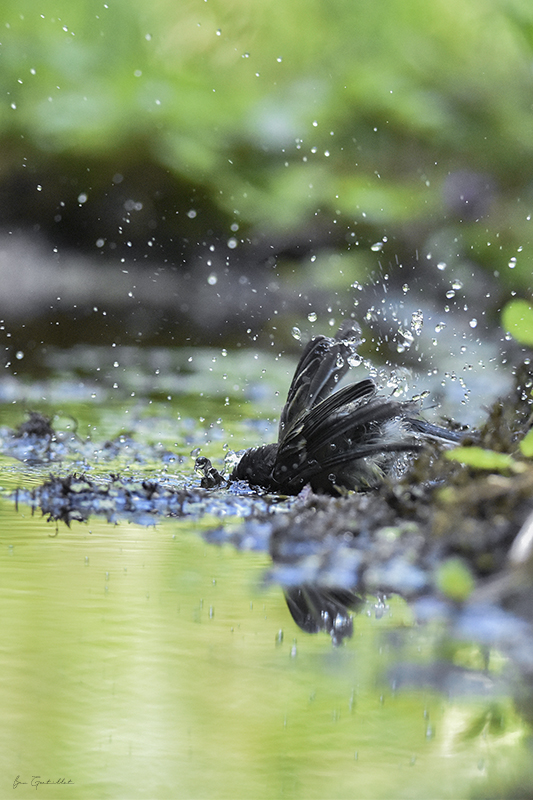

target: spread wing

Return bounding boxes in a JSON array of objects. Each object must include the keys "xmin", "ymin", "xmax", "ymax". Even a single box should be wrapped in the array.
[
  {"xmin": 278, "ymin": 320, "xmax": 362, "ymax": 439},
  {"xmin": 273, "ymin": 379, "xmax": 419, "ymax": 492}
]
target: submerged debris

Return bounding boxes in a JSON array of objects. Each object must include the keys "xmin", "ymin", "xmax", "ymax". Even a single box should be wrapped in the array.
[
  {"xmin": 4, "ymin": 411, "xmax": 56, "ymax": 463},
  {"xmin": 13, "ymin": 472, "xmax": 283, "ymax": 526},
  {"xmin": 0, "ymin": 411, "xmax": 185, "ymax": 467},
  {"xmin": 15, "ymin": 474, "xmax": 191, "ymax": 526},
  {"xmin": 14, "ymin": 410, "xmax": 55, "ymax": 439},
  {"xmin": 261, "ymin": 465, "xmax": 533, "ymax": 600}
]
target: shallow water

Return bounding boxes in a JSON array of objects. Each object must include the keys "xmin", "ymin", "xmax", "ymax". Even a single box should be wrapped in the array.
[
  {"xmin": 1, "ymin": 346, "xmax": 531, "ymax": 799},
  {"xmin": 3, "ymin": 500, "xmax": 529, "ymax": 800}
]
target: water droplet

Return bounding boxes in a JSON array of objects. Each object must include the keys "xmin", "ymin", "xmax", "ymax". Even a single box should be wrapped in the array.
[
  {"xmin": 469, "ymin": 318, "xmax": 478, "ymax": 328},
  {"xmin": 397, "ymin": 328, "xmax": 414, "ymax": 351},
  {"xmin": 307, "ymin": 311, "xmax": 317, "ymax": 322},
  {"xmin": 207, "ymin": 273, "xmax": 217, "ymax": 285},
  {"xmin": 411, "ymin": 310, "xmax": 424, "ymax": 335},
  {"xmin": 370, "ymin": 241, "xmax": 383, "ymax": 252},
  {"xmin": 437, "ymin": 261, "xmax": 447, "ymax": 271},
  {"xmin": 291, "ymin": 326, "xmax": 302, "ymax": 341},
  {"xmin": 347, "ymin": 353, "xmax": 362, "ymax": 367}
]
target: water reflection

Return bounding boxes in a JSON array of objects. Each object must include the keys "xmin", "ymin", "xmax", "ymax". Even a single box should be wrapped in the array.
[
  {"xmin": 4, "ymin": 471, "xmax": 533, "ymax": 799},
  {"xmin": 2, "ymin": 498, "xmax": 531, "ymax": 799},
  {"xmin": 282, "ymin": 585, "xmax": 358, "ymax": 644}
]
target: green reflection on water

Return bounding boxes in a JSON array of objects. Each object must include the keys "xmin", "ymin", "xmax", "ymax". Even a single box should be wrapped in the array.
[{"xmin": 0, "ymin": 498, "xmax": 528, "ymax": 800}]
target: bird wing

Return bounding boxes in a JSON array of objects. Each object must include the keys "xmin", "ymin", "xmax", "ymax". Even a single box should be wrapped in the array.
[
  {"xmin": 276, "ymin": 379, "xmax": 377, "ymax": 466},
  {"xmin": 278, "ymin": 321, "xmax": 362, "ymax": 438},
  {"xmin": 273, "ymin": 381, "xmax": 426, "ymax": 491}
]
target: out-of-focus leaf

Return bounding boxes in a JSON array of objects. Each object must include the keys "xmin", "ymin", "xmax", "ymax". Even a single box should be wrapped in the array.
[
  {"xmin": 435, "ymin": 557, "xmax": 475, "ymax": 601},
  {"xmin": 502, "ymin": 299, "xmax": 533, "ymax": 347},
  {"xmin": 445, "ymin": 446, "xmax": 520, "ymax": 472},
  {"xmin": 520, "ymin": 429, "xmax": 533, "ymax": 458}
]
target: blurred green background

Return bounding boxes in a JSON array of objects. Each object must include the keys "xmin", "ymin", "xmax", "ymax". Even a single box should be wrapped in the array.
[{"xmin": 1, "ymin": 0, "xmax": 532, "ymax": 347}]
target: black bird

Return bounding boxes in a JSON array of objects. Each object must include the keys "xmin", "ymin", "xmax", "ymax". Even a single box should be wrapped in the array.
[{"xmin": 195, "ymin": 321, "xmax": 463, "ymax": 495}]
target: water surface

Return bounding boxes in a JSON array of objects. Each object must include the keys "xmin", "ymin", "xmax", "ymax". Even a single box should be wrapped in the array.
[{"xmin": 0, "ymin": 346, "xmax": 530, "ymax": 799}]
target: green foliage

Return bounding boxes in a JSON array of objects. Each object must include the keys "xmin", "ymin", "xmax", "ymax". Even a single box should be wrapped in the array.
[
  {"xmin": 445, "ymin": 446, "xmax": 520, "ymax": 472},
  {"xmin": 520, "ymin": 429, "xmax": 533, "ymax": 458},
  {"xmin": 502, "ymin": 298, "xmax": 533, "ymax": 346},
  {"xmin": 435, "ymin": 557, "xmax": 475, "ymax": 601},
  {"xmin": 2, "ymin": 0, "xmax": 533, "ymax": 278}
]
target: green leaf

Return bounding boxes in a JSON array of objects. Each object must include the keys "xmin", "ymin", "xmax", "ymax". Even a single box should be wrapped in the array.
[
  {"xmin": 435, "ymin": 558, "xmax": 475, "ymax": 602},
  {"xmin": 501, "ymin": 299, "xmax": 533, "ymax": 346},
  {"xmin": 520, "ymin": 429, "xmax": 533, "ymax": 458},
  {"xmin": 445, "ymin": 446, "xmax": 518, "ymax": 472}
]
